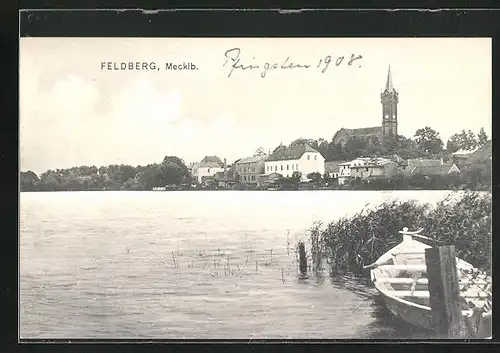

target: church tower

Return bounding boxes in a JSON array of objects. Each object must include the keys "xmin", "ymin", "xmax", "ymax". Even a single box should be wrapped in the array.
[{"xmin": 380, "ymin": 65, "xmax": 398, "ymax": 138}]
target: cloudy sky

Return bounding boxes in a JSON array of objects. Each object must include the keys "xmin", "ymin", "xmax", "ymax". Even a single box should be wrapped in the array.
[{"xmin": 20, "ymin": 37, "xmax": 491, "ymax": 174}]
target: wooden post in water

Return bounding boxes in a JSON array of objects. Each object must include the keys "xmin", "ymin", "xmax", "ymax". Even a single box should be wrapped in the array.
[
  {"xmin": 298, "ymin": 242, "xmax": 307, "ymax": 275},
  {"xmin": 425, "ymin": 246, "xmax": 464, "ymax": 338}
]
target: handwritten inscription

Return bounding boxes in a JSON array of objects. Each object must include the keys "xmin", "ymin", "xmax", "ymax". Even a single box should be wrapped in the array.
[{"xmin": 223, "ymin": 48, "xmax": 363, "ymax": 78}]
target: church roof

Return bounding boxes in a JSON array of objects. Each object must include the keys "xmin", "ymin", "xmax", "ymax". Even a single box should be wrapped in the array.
[
  {"xmin": 347, "ymin": 126, "xmax": 383, "ymax": 136},
  {"xmin": 267, "ymin": 144, "xmax": 320, "ymax": 162},
  {"xmin": 333, "ymin": 126, "xmax": 382, "ymax": 140}
]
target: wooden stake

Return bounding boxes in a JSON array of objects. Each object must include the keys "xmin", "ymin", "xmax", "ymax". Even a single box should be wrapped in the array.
[
  {"xmin": 298, "ymin": 242, "xmax": 307, "ymax": 275},
  {"xmin": 425, "ymin": 246, "xmax": 464, "ymax": 338}
]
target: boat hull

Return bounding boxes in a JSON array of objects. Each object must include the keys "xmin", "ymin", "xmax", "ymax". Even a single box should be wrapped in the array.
[{"xmin": 378, "ymin": 289, "xmax": 433, "ymax": 330}]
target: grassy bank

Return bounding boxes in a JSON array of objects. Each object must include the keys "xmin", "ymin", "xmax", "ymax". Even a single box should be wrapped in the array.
[{"xmin": 309, "ymin": 191, "xmax": 491, "ymax": 275}]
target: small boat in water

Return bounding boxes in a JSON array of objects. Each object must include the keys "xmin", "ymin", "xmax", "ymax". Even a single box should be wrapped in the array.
[{"xmin": 364, "ymin": 228, "xmax": 492, "ymax": 338}]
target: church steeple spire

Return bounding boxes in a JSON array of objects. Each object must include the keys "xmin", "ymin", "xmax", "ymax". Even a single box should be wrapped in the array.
[
  {"xmin": 385, "ymin": 65, "xmax": 394, "ymax": 92},
  {"xmin": 381, "ymin": 64, "xmax": 398, "ymax": 138}
]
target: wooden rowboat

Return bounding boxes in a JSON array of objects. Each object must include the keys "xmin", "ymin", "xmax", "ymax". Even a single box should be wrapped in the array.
[{"xmin": 365, "ymin": 228, "xmax": 492, "ymax": 338}]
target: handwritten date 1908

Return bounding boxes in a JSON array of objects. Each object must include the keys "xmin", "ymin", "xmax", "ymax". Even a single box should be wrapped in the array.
[{"xmin": 223, "ymin": 48, "xmax": 363, "ymax": 78}]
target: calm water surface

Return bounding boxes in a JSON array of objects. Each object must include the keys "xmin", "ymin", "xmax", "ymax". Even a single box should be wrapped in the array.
[{"xmin": 20, "ymin": 190, "xmax": 454, "ymax": 339}]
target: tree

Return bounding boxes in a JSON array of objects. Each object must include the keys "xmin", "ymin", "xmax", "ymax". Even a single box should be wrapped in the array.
[
  {"xmin": 446, "ymin": 133, "xmax": 461, "ymax": 153},
  {"xmin": 118, "ymin": 165, "xmax": 137, "ymax": 183},
  {"xmin": 289, "ymin": 138, "xmax": 314, "ymax": 148},
  {"xmin": 477, "ymin": 127, "xmax": 488, "ymax": 146},
  {"xmin": 414, "ymin": 127, "xmax": 444, "ymax": 155},
  {"xmin": 254, "ymin": 147, "xmax": 267, "ymax": 157},
  {"xmin": 291, "ymin": 171, "xmax": 302, "ymax": 183},
  {"xmin": 458, "ymin": 129, "xmax": 477, "ymax": 151},
  {"xmin": 307, "ymin": 172, "xmax": 323, "ymax": 183},
  {"xmin": 20, "ymin": 171, "xmax": 40, "ymax": 191},
  {"xmin": 138, "ymin": 164, "xmax": 160, "ymax": 190},
  {"xmin": 344, "ymin": 137, "xmax": 369, "ymax": 158}
]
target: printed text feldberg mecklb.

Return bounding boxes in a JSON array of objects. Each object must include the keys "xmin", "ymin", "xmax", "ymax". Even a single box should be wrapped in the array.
[{"xmin": 100, "ymin": 61, "xmax": 198, "ymax": 71}]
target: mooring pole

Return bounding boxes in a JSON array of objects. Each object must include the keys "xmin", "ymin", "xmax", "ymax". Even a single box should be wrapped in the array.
[
  {"xmin": 425, "ymin": 246, "xmax": 464, "ymax": 338},
  {"xmin": 298, "ymin": 242, "xmax": 307, "ymax": 275}
]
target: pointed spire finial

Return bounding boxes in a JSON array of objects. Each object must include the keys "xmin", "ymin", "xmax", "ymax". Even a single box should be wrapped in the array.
[{"xmin": 385, "ymin": 65, "xmax": 394, "ymax": 92}]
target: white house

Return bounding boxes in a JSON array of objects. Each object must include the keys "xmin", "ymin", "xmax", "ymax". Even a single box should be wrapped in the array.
[
  {"xmin": 338, "ymin": 157, "xmax": 398, "ymax": 185},
  {"xmin": 263, "ymin": 144, "xmax": 325, "ymax": 182},
  {"xmin": 350, "ymin": 157, "xmax": 399, "ymax": 180},
  {"xmin": 337, "ymin": 161, "xmax": 353, "ymax": 186},
  {"xmin": 196, "ymin": 156, "xmax": 225, "ymax": 184},
  {"xmin": 325, "ymin": 161, "xmax": 348, "ymax": 179}
]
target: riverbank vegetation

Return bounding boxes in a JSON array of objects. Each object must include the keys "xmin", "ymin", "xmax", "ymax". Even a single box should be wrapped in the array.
[{"xmin": 309, "ymin": 191, "xmax": 491, "ymax": 276}]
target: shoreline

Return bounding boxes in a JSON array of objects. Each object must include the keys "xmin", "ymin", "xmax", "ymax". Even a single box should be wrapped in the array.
[{"xmin": 20, "ymin": 187, "xmax": 490, "ymax": 193}]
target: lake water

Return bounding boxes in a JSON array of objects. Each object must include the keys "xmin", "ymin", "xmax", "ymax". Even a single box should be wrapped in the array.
[{"xmin": 20, "ymin": 190, "xmax": 455, "ymax": 340}]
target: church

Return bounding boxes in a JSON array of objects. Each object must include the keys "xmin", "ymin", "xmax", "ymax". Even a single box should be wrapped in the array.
[{"xmin": 332, "ymin": 65, "xmax": 399, "ymax": 146}]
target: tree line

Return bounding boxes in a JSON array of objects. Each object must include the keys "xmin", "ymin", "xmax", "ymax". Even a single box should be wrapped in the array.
[
  {"xmin": 287, "ymin": 126, "xmax": 489, "ymax": 162},
  {"xmin": 20, "ymin": 156, "xmax": 193, "ymax": 192},
  {"xmin": 20, "ymin": 126, "xmax": 490, "ymax": 192}
]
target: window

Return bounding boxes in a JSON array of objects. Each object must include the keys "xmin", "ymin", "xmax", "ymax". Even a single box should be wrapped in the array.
[
  {"xmin": 292, "ymin": 164, "xmax": 294, "ymax": 170},
  {"xmin": 274, "ymin": 165, "xmax": 277, "ymax": 171},
  {"xmin": 281, "ymin": 165, "xmax": 283, "ymax": 171},
  {"xmin": 314, "ymin": 155, "xmax": 317, "ymax": 160},
  {"xmin": 307, "ymin": 155, "xmax": 310, "ymax": 160},
  {"xmin": 296, "ymin": 164, "xmax": 299, "ymax": 169},
  {"xmin": 287, "ymin": 165, "xmax": 289, "ymax": 170}
]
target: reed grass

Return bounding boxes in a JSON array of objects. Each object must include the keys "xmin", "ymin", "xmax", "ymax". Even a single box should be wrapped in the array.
[{"xmin": 310, "ymin": 191, "xmax": 491, "ymax": 275}]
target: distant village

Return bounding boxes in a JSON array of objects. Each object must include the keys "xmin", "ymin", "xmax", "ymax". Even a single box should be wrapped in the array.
[
  {"xmin": 179, "ymin": 141, "xmax": 490, "ymax": 191},
  {"xmin": 20, "ymin": 66, "xmax": 492, "ymax": 192},
  {"xmin": 170, "ymin": 66, "xmax": 491, "ymax": 191}
]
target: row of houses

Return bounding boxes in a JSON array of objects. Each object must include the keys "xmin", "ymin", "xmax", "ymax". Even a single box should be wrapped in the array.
[
  {"xmin": 187, "ymin": 143, "xmax": 474, "ymax": 188},
  {"xmin": 326, "ymin": 156, "xmax": 461, "ymax": 186},
  {"xmin": 189, "ymin": 144, "xmax": 325, "ymax": 187}
]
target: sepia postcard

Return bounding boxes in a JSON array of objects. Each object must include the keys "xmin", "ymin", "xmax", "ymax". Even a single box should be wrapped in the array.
[{"xmin": 19, "ymin": 33, "xmax": 492, "ymax": 341}]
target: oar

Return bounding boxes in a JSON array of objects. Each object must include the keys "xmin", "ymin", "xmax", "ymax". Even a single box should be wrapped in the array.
[
  {"xmin": 399, "ymin": 227, "xmax": 434, "ymax": 242},
  {"xmin": 363, "ymin": 257, "xmax": 392, "ymax": 270}
]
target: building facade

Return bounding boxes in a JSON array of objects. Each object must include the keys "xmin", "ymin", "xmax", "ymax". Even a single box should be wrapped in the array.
[
  {"xmin": 332, "ymin": 65, "xmax": 399, "ymax": 146},
  {"xmin": 196, "ymin": 156, "xmax": 225, "ymax": 184},
  {"xmin": 338, "ymin": 157, "xmax": 398, "ymax": 185},
  {"xmin": 264, "ymin": 144, "xmax": 325, "ymax": 182},
  {"xmin": 350, "ymin": 158, "xmax": 399, "ymax": 181},
  {"xmin": 325, "ymin": 160, "xmax": 347, "ymax": 179},
  {"xmin": 234, "ymin": 155, "xmax": 268, "ymax": 184}
]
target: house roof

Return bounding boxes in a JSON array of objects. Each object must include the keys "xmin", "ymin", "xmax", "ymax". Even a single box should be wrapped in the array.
[
  {"xmin": 410, "ymin": 164, "xmax": 459, "ymax": 175},
  {"xmin": 198, "ymin": 156, "xmax": 224, "ymax": 168},
  {"xmin": 350, "ymin": 157, "xmax": 395, "ymax": 167},
  {"xmin": 266, "ymin": 144, "xmax": 320, "ymax": 162},
  {"xmin": 384, "ymin": 155, "xmax": 406, "ymax": 164},
  {"xmin": 466, "ymin": 141, "xmax": 492, "ymax": 164},
  {"xmin": 236, "ymin": 155, "xmax": 268, "ymax": 164},
  {"xmin": 325, "ymin": 160, "xmax": 348, "ymax": 172},
  {"xmin": 407, "ymin": 158, "xmax": 442, "ymax": 168}
]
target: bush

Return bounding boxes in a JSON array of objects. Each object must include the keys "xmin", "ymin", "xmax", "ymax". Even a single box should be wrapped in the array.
[{"xmin": 310, "ymin": 191, "xmax": 491, "ymax": 275}]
